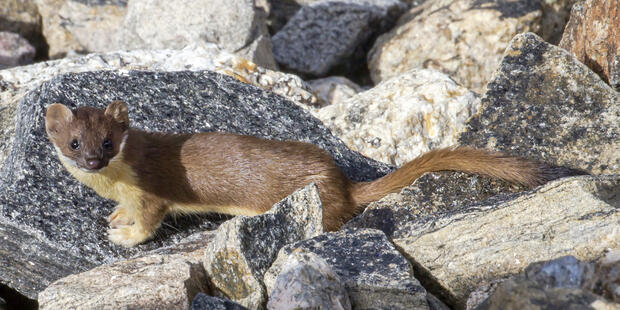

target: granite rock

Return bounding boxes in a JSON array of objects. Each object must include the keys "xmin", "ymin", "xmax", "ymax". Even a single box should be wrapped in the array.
[
  {"xmin": 368, "ymin": 0, "xmax": 542, "ymax": 93},
  {"xmin": 476, "ymin": 278, "xmax": 619, "ymax": 310},
  {"xmin": 35, "ymin": 0, "xmax": 127, "ymax": 58},
  {"xmin": 390, "ymin": 175, "xmax": 619, "ymax": 308},
  {"xmin": 264, "ymin": 228, "xmax": 429, "ymax": 310},
  {"xmin": 559, "ymin": 0, "xmax": 620, "ymax": 90},
  {"xmin": 0, "ymin": 70, "xmax": 391, "ymax": 299},
  {"xmin": 306, "ymin": 76, "xmax": 362, "ymax": 108},
  {"xmin": 266, "ymin": 250, "xmax": 351, "ymax": 310},
  {"xmin": 192, "ymin": 294, "xmax": 250, "ymax": 310},
  {"xmin": 0, "ymin": 0, "xmax": 46, "ymax": 60},
  {"xmin": 272, "ymin": 0, "xmax": 407, "ymax": 77},
  {"xmin": 0, "ymin": 45, "xmax": 318, "ymax": 168},
  {"xmin": 203, "ymin": 184, "xmax": 324, "ymax": 309},
  {"xmin": 39, "ymin": 249, "xmax": 210, "ymax": 310},
  {"xmin": 120, "ymin": 0, "xmax": 277, "ymax": 69},
  {"xmin": 0, "ymin": 32, "xmax": 36, "ymax": 69},
  {"xmin": 317, "ymin": 69, "xmax": 478, "ymax": 166},
  {"xmin": 459, "ymin": 32, "xmax": 620, "ymax": 175}
]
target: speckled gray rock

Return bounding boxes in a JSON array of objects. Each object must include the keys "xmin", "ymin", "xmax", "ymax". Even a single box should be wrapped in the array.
[
  {"xmin": 120, "ymin": 0, "xmax": 277, "ymax": 69},
  {"xmin": 203, "ymin": 184, "xmax": 325, "ymax": 309},
  {"xmin": 266, "ymin": 250, "xmax": 351, "ymax": 310},
  {"xmin": 0, "ymin": 70, "xmax": 391, "ymax": 299},
  {"xmin": 459, "ymin": 32, "xmax": 620, "ymax": 175},
  {"xmin": 389, "ymin": 175, "xmax": 619, "ymax": 309},
  {"xmin": 264, "ymin": 228, "xmax": 429, "ymax": 310},
  {"xmin": 476, "ymin": 278, "xmax": 619, "ymax": 310},
  {"xmin": 272, "ymin": 0, "xmax": 407, "ymax": 77},
  {"xmin": 0, "ymin": 32, "xmax": 36, "ymax": 69},
  {"xmin": 192, "ymin": 294, "xmax": 250, "ymax": 310}
]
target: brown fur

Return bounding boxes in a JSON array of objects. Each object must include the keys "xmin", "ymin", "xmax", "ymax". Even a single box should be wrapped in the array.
[{"xmin": 45, "ymin": 101, "xmax": 567, "ymax": 247}]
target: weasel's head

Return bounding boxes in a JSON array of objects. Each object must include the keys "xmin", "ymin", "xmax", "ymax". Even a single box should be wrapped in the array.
[{"xmin": 45, "ymin": 101, "xmax": 130, "ymax": 173}]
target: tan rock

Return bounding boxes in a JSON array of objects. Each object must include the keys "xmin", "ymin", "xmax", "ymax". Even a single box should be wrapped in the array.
[
  {"xmin": 39, "ymin": 250, "xmax": 209, "ymax": 310},
  {"xmin": 368, "ymin": 0, "xmax": 542, "ymax": 93},
  {"xmin": 393, "ymin": 175, "xmax": 620, "ymax": 309},
  {"xmin": 316, "ymin": 69, "xmax": 478, "ymax": 166},
  {"xmin": 559, "ymin": 0, "xmax": 620, "ymax": 90},
  {"xmin": 0, "ymin": 0, "xmax": 45, "ymax": 58}
]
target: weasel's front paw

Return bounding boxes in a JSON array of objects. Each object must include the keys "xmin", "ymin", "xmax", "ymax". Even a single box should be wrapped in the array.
[
  {"xmin": 108, "ymin": 225, "xmax": 150, "ymax": 247},
  {"xmin": 108, "ymin": 207, "xmax": 135, "ymax": 228}
]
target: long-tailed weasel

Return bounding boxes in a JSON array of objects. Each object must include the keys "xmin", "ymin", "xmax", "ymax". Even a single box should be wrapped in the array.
[{"xmin": 45, "ymin": 100, "xmax": 578, "ymax": 247}]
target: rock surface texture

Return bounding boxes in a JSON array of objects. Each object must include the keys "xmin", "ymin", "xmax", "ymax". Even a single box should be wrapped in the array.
[
  {"xmin": 0, "ymin": 0, "xmax": 46, "ymax": 59},
  {"xmin": 559, "ymin": 0, "xmax": 620, "ymax": 91},
  {"xmin": 191, "ymin": 294, "xmax": 250, "ymax": 310},
  {"xmin": 265, "ymin": 229, "xmax": 430, "ymax": 310},
  {"xmin": 0, "ymin": 32, "xmax": 36, "ymax": 68},
  {"xmin": 266, "ymin": 250, "xmax": 351, "ymax": 310},
  {"xmin": 272, "ymin": 0, "xmax": 407, "ymax": 77},
  {"xmin": 317, "ymin": 69, "xmax": 478, "ymax": 165},
  {"xmin": 459, "ymin": 32, "xmax": 620, "ymax": 175},
  {"xmin": 0, "ymin": 70, "xmax": 390, "ymax": 299},
  {"xmin": 368, "ymin": 0, "xmax": 542, "ymax": 93},
  {"xmin": 203, "ymin": 184, "xmax": 325, "ymax": 309},
  {"xmin": 392, "ymin": 175, "xmax": 619, "ymax": 308}
]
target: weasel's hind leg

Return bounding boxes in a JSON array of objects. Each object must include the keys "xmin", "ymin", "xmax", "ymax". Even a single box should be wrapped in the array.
[{"xmin": 108, "ymin": 195, "xmax": 169, "ymax": 247}]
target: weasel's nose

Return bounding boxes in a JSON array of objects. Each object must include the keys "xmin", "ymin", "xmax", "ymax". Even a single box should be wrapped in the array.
[{"xmin": 85, "ymin": 158, "xmax": 103, "ymax": 170}]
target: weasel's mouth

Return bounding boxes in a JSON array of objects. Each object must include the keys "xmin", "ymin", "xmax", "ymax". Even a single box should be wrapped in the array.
[{"xmin": 78, "ymin": 159, "xmax": 109, "ymax": 172}]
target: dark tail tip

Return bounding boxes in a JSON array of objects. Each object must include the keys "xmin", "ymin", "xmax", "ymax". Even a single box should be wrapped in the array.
[{"xmin": 536, "ymin": 162, "xmax": 589, "ymax": 185}]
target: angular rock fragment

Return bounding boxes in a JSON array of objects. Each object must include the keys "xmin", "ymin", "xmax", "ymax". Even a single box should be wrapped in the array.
[
  {"xmin": 39, "ymin": 250, "xmax": 210, "ymax": 310},
  {"xmin": 306, "ymin": 76, "xmax": 361, "ymax": 107},
  {"xmin": 0, "ymin": 69, "xmax": 390, "ymax": 299},
  {"xmin": 391, "ymin": 175, "xmax": 620, "ymax": 308},
  {"xmin": 203, "ymin": 184, "xmax": 324, "ymax": 309},
  {"xmin": 272, "ymin": 0, "xmax": 407, "ymax": 77},
  {"xmin": 266, "ymin": 250, "xmax": 351, "ymax": 310},
  {"xmin": 191, "ymin": 294, "xmax": 250, "ymax": 310},
  {"xmin": 459, "ymin": 32, "xmax": 620, "ymax": 175},
  {"xmin": 317, "ymin": 69, "xmax": 478, "ymax": 166},
  {"xmin": 121, "ymin": 0, "xmax": 277, "ymax": 69},
  {"xmin": 559, "ymin": 0, "xmax": 620, "ymax": 90},
  {"xmin": 265, "ymin": 228, "xmax": 429, "ymax": 310},
  {"xmin": 368, "ymin": 0, "xmax": 542, "ymax": 92},
  {"xmin": 0, "ymin": 32, "xmax": 36, "ymax": 69},
  {"xmin": 0, "ymin": 0, "xmax": 45, "ymax": 58}
]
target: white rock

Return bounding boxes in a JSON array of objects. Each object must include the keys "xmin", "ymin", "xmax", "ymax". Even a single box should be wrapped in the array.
[{"xmin": 316, "ymin": 69, "xmax": 478, "ymax": 166}]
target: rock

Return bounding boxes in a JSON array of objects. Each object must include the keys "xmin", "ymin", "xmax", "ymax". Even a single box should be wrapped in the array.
[
  {"xmin": 0, "ymin": 45, "xmax": 319, "ymax": 167},
  {"xmin": 0, "ymin": 0, "xmax": 46, "ymax": 59},
  {"xmin": 476, "ymin": 278, "xmax": 619, "ymax": 310},
  {"xmin": 540, "ymin": 0, "xmax": 580, "ymax": 45},
  {"xmin": 0, "ymin": 32, "xmax": 36, "ymax": 69},
  {"xmin": 465, "ymin": 279, "xmax": 507, "ymax": 310},
  {"xmin": 39, "ymin": 248, "xmax": 210, "ymax": 310},
  {"xmin": 470, "ymin": 253, "xmax": 620, "ymax": 309},
  {"xmin": 559, "ymin": 0, "xmax": 620, "ymax": 91},
  {"xmin": 317, "ymin": 69, "xmax": 478, "ymax": 166},
  {"xmin": 389, "ymin": 175, "xmax": 620, "ymax": 308},
  {"xmin": 368, "ymin": 0, "xmax": 542, "ymax": 93},
  {"xmin": 192, "ymin": 294, "xmax": 250, "ymax": 310},
  {"xmin": 0, "ymin": 297, "xmax": 5, "ymax": 310},
  {"xmin": 459, "ymin": 32, "xmax": 620, "ymax": 175},
  {"xmin": 272, "ymin": 0, "xmax": 407, "ymax": 77},
  {"xmin": 427, "ymin": 293, "xmax": 451, "ymax": 310},
  {"xmin": 120, "ymin": 0, "xmax": 277, "ymax": 69},
  {"xmin": 203, "ymin": 184, "xmax": 324, "ymax": 309},
  {"xmin": 345, "ymin": 170, "xmax": 526, "ymax": 239},
  {"xmin": 306, "ymin": 76, "xmax": 362, "ymax": 108},
  {"xmin": 0, "ymin": 70, "xmax": 391, "ymax": 299},
  {"xmin": 265, "ymin": 228, "xmax": 429, "ymax": 310},
  {"xmin": 35, "ymin": 0, "xmax": 128, "ymax": 58},
  {"xmin": 266, "ymin": 250, "xmax": 351, "ymax": 310}
]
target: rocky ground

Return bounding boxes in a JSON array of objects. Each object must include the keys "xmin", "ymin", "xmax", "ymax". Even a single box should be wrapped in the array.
[{"xmin": 0, "ymin": 0, "xmax": 618, "ymax": 309}]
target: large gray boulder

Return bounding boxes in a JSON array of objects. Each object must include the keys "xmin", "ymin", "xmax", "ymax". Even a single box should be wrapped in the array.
[{"xmin": 0, "ymin": 69, "xmax": 391, "ymax": 300}]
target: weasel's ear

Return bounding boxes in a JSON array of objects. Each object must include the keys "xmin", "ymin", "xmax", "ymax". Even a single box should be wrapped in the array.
[
  {"xmin": 45, "ymin": 103, "xmax": 73, "ymax": 139},
  {"xmin": 105, "ymin": 100, "xmax": 129, "ymax": 130}
]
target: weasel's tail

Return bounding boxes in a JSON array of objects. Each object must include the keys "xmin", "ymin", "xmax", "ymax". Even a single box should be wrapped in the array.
[{"xmin": 351, "ymin": 147, "xmax": 585, "ymax": 205}]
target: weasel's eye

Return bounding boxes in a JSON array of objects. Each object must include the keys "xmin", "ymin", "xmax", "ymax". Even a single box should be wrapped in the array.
[
  {"xmin": 102, "ymin": 138, "xmax": 113, "ymax": 150},
  {"xmin": 70, "ymin": 139, "xmax": 79, "ymax": 150}
]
